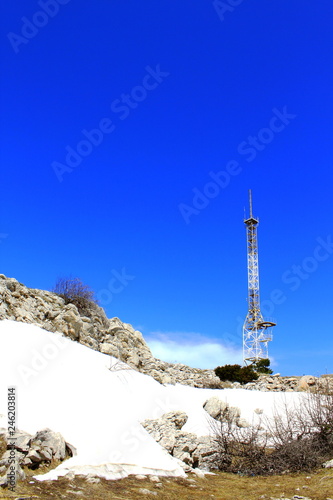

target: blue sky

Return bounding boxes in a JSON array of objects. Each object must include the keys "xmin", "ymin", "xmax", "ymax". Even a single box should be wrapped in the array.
[{"xmin": 1, "ymin": 1, "xmax": 332, "ymax": 376}]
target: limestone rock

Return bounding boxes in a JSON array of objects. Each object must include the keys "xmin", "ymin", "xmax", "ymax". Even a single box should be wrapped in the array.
[
  {"xmin": 297, "ymin": 375, "xmax": 317, "ymax": 391},
  {"xmin": 0, "ymin": 426, "xmax": 73, "ymax": 482},
  {"xmin": 32, "ymin": 428, "xmax": 66, "ymax": 460},
  {"xmin": 142, "ymin": 411, "xmax": 219, "ymax": 469},
  {"xmin": 203, "ymin": 397, "xmax": 240, "ymax": 423},
  {"xmin": 203, "ymin": 397, "xmax": 228, "ymax": 420},
  {"xmin": 142, "ymin": 411, "xmax": 188, "ymax": 453},
  {"xmin": 27, "ymin": 449, "xmax": 42, "ymax": 462},
  {"xmin": 236, "ymin": 418, "xmax": 250, "ymax": 428}
]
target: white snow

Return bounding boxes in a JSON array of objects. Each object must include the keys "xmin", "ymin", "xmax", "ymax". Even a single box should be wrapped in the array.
[{"xmin": 0, "ymin": 320, "xmax": 304, "ymax": 481}]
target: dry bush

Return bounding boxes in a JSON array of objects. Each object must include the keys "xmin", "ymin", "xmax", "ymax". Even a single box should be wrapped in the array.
[
  {"xmin": 212, "ymin": 380, "xmax": 333, "ymax": 475},
  {"xmin": 211, "ymin": 409, "xmax": 270, "ymax": 475},
  {"xmin": 267, "ymin": 380, "xmax": 333, "ymax": 473},
  {"xmin": 53, "ymin": 276, "xmax": 98, "ymax": 317}
]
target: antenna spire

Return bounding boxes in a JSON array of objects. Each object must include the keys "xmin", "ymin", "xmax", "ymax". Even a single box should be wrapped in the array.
[{"xmin": 249, "ymin": 189, "xmax": 253, "ymax": 218}]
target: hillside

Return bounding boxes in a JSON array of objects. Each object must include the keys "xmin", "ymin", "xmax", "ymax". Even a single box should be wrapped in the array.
[
  {"xmin": 0, "ymin": 274, "xmax": 221, "ymax": 388},
  {"xmin": 1, "ymin": 275, "xmax": 333, "ymax": 500}
]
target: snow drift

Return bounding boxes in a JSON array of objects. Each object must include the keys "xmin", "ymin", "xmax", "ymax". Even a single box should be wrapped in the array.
[{"xmin": 0, "ymin": 320, "xmax": 304, "ymax": 481}]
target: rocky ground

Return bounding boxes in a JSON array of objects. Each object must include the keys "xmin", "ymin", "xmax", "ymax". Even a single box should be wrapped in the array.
[{"xmin": 1, "ymin": 467, "xmax": 333, "ymax": 500}]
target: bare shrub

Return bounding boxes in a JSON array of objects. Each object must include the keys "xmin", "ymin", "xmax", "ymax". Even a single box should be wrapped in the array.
[
  {"xmin": 212, "ymin": 381, "xmax": 333, "ymax": 475},
  {"xmin": 53, "ymin": 277, "xmax": 98, "ymax": 317},
  {"xmin": 266, "ymin": 399, "xmax": 321, "ymax": 472},
  {"xmin": 210, "ymin": 408, "xmax": 270, "ymax": 475},
  {"xmin": 267, "ymin": 381, "xmax": 333, "ymax": 473}
]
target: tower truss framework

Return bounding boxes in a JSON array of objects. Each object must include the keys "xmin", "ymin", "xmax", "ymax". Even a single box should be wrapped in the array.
[{"xmin": 243, "ymin": 190, "xmax": 276, "ymax": 365}]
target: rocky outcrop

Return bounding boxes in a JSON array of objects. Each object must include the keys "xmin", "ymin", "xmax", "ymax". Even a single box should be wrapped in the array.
[
  {"xmin": 242, "ymin": 373, "xmax": 333, "ymax": 392},
  {"xmin": 142, "ymin": 411, "xmax": 220, "ymax": 470},
  {"xmin": 0, "ymin": 274, "xmax": 154, "ymax": 367},
  {"xmin": 0, "ymin": 274, "xmax": 222, "ymax": 388},
  {"xmin": 0, "ymin": 428, "xmax": 74, "ymax": 486}
]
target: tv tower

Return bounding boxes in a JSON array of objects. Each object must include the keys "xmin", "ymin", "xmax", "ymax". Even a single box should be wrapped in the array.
[{"xmin": 243, "ymin": 190, "xmax": 276, "ymax": 365}]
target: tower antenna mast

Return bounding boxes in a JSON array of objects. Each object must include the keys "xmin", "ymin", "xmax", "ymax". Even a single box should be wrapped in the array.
[{"xmin": 242, "ymin": 190, "xmax": 276, "ymax": 365}]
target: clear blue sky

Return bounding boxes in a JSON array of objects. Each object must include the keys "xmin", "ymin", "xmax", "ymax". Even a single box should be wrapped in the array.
[{"xmin": 1, "ymin": 1, "xmax": 332, "ymax": 376}]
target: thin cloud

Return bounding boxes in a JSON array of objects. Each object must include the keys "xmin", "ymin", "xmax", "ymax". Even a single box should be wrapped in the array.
[{"xmin": 145, "ymin": 331, "xmax": 243, "ymax": 369}]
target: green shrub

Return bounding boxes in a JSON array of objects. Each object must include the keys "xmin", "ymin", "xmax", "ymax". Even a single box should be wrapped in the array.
[{"xmin": 214, "ymin": 364, "xmax": 259, "ymax": 384}]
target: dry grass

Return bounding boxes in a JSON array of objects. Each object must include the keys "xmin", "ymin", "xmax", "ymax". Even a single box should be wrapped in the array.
[
  {"xmin": 0, "ymin": 436, "xmax": 6, "ymax": 458},
  {"xmin": 1, "ymin": 468, "xmax": 333, "ymax": 500}
]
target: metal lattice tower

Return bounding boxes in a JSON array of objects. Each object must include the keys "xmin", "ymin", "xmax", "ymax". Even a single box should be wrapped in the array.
[{"xmin": 243, "ymin": 190, "xmax": 276, "ymax": 365}]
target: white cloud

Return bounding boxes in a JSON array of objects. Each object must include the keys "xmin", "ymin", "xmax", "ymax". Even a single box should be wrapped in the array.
[{"xmin": 144, "ymin": 331, "xmax": 243, "ymax": 369}]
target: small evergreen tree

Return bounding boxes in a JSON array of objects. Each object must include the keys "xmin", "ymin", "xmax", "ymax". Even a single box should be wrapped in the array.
[{"xmin": 252, "ymin": 358, "xmax": 273, "ymax": 375}]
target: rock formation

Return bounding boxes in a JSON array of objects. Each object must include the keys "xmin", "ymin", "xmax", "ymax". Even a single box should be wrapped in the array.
[
  {"xmin": 0, "ymin": 428, "xmax": 74, "ymax": 486},
  {"xmin": 141, "ymin": 411, "xmax": 220, "ymax": 470}
]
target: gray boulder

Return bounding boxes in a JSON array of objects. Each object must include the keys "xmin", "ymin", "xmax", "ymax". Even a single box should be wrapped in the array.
[
  {"xmin": 203, "ymin": 397, "xmax": 228, "ymax": 420},
  {"xmin": 142, "ymin": 411, "xmax": 219, "ymax": 469},
  {"xmin": 31, "ymin": 428, "xmax": 66, "ymax": 460},
  {"xmin": 203, "ymin": 397, "xmax": 240, "ymax": 423}
]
